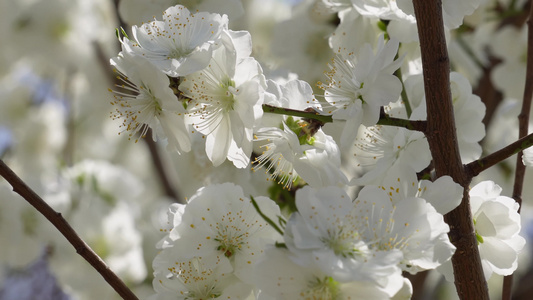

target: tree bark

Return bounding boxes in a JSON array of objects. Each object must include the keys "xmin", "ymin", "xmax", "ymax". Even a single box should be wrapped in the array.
[{"xmin": 412, "ymin": 0, "xmax": 489, "ymax": 299}]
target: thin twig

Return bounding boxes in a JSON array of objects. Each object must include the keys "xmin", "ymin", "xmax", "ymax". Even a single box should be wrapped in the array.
[
  {"xmin": 0, "ymin": 159, "xmax": 139, "ymax": 300},
  {"xmin": 394, "ymin": 60, "xmax": 413, "ymax": 117},
  {"xmin": 262, "ymin": 104, "xmax": 427, "ymax": 132},
  {"xmin": 262, "ymin": 104, "xmax": 333, "ymax": 123},
  {"xmin": 503, "ymin": 1, "xmax": 533, "ymax": 298},
  {"xmin": 465, "ymin": 132, "xmax": 533, "ymax": 178},
  {"xmin": 144, "ymin": 128, "xmax": 183, "ymax": 203},
  {"xmin": 412, "ymin": 0, "xmax": 489, "ymax": 299},
  {"xmin": 377, "ymin": 107, "xmax": 427, "ymax": 131}
]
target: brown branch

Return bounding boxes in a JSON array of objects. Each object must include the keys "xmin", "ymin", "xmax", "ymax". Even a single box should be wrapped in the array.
[
  {"xmin": 465, "ymin": 132, "xmax": 533, "ymax": 178},
  {"xmin": 404, "ymin": 271, "xmax": 429, "ymax": 300},
  {"xmin": 503, "ymin": 1, "xmax": 533, "ymax": 298},
  {"xmin": 262, "ymin": 104, "xmax": 427, "ymax": 132},
  {"xmin": 262, "ymin": 104, "xmax": 333, "ymax": 124},
  {"xmin": 474, "ymin": 56, "xmax": 503, "ymax": 129},
  {"xmin": 377, "ymin": 107, "xmax": 427, "ymax": 132},
  {"xmin": 144, "ymin": 128, "xmax": 183, "ymax": 203},
  {"xmin": 0, "ymin": 159, "xmax": 139, "ymax": 300},
  {"xmin": 412, "ymin": 0, "xmax": 489, "ymax": 299}
]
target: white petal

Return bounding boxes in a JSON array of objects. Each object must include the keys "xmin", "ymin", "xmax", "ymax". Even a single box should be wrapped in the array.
[
  {"xmin": 479, "ymin": 237, "xmax": 519, "ymax": 275},
  {"xmin": 419, "ymin": 176, "xmax": 463, "ymax": 215},
  {"xmin": 523, "ymin": 146, "xmax": 533, "ymax": 167},
  {"xmin": 205, "ymin": 116, "xmax": 232, "ymax": 167}
]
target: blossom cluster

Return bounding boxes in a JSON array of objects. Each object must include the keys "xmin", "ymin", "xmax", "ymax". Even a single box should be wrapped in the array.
[
  {"xmin": 152, "ymin": 180, "xmax": 455, "ymax": 299},
  {"xmin": 0, "ymin": 0, "xmax": 531, "ymax": 299},
  {"xmin": 105, "ymin": 2, "xmax": 525, "ymax": 298}
]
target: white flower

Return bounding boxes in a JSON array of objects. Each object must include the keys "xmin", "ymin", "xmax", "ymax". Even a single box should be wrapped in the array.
[
  {"xmin": 449, "ymin": 72, "xmax": 486, "ymax": 163},
  {"xmin": 375, "ymin": 165, "xmax": 458, "ymax": 273},
  {"xmin": 319, "ymin": 35, "xmax": 403, "ymax": 147},
  {"xmin": 261, "ymin": 79, "xmax": 321, "ymax": 127},
  {"xmin": 284, "ymin": 186, "xmax": 405, "ymax": 296},
  {"xmin": 416, "ymin": 174, "xmax": 464, "ymax": 215},
  {"xmin": 349, "ymin": 0, "xmax": 418, "ymax": 43},
  {"xmin": 439, "ymin": 180, "xmax": 527, "ymax": 282},
  {"xmin": 358, "ymin": 186, "xmax": 454, "ymax": 274},
  {"xmin": 156, "ymin": 202, "xmax": 186, "ymax": 249},
  {"xmin": 253, "ymin": 122, "xmax": 347, "ymax": 189},
  {"xmin": 252, "ymin": 80, "xmax": 345, "ymax": 188},
  {"xmin": 163, "ymin": 183, "xmax": 281, "ymax": 282},
  {"xmin": 167, "ymin": 133, "xmax": 271, "ymax": 199},
  {"xmin": 329, "ymin": 8, "xmax": 383, "ymax": 56},
  {"xmin": 109, "ymin": 48, "xmax": 191, "ymax": 153},
  {"xmin": 351, "ymin": 0, "xmax": 408, "ymax": 19},
  {"xmin": 285, "ymin": 183, "xmax": 454, "ymax": 292},
  {"xmin": 125, "ymin": 5, "xmax": 228, "ymax": 77},
  {"xmin": 118, "ymin": 0, "xmax": 244, "ymax": 28},
  {"xmin": 403, "ymin": 72, "xmax": 486, "ymax": 163},
  {"xmin": 150, "ymin": 255, "xmax": 251, "ymax": 300},
  {"xmin": 351, "ymin": 124, "xmax": 431, "ymax": 186},
  {"xmin": 254, "ymin": 247, "xmax": 404, "ymax": 300},
  {"xmin": 396, "ymin": 0, "xmax": 483, "ymax": 29},
  {"xmin": 179, "ymin": 31, "xmax": 265, "ymax": 168},
  {"xmin": 293, "ymin": 129, "xmax": 347, "ymax": 187},
  {"xmin": 253, "ymin": 124, "xmax": 302, "ymax": 188},
  {"xmin": 379, "ymin": 164, "xmax": 463, "ymax": 215},
  {"xmin": 470, "ymin": 181, "xmax": 526, "ymax": 278}
]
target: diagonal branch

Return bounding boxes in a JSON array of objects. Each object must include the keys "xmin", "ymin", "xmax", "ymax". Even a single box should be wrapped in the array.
[
  {"xmin": 262, "ymin": 104, "xmax": 427, "ymax": 131},
  {"xmin": 262, "ymin": 104, "xmax": 333, "ymax": 123},
  {"xmin": 465, "ymin": 132, "xmax": 533, "ymax": 178},
  {"xmin": 144, "ymin": 128, "xmax": 183, "ymax": 203},
  {"xmin": 377, "ymin": 107, "xmax": 427, "ymax": 131},
  {"xmin": 0, "ymin": 159, "xmax": 139, "ymax": 300}
]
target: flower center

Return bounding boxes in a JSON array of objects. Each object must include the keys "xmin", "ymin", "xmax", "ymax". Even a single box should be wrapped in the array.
[
  {"xmin": 167, "ymin": 47, "xmax": 193, "ymax": 60},
  {"xmin": 214, "ymin": 226, "xmax": 246, "ymax": 258},
  {"xmin": 323, "ymin": 228, "xmax": 367, "ymax": 258},
  {"xmin": 305, "ymin": 276, "xmax": 341, "ymax": 300},
  {"xmin": 285, "ymin": 116, "xmax": 316, "ymax": 146},
  {"xmin": 216, "ymin": 242, "xmax": 240, "ymax": 258},
  {"xmin": 171, "ymin": 258, "xmax": 222, "ymax": 299},
  {"xmin": 135, "ymin": 87, "xmax": 162, "ymax": 118},
  {"xmin": 219, "ymin": 78, "xmax": 236, "ymax": 111}
]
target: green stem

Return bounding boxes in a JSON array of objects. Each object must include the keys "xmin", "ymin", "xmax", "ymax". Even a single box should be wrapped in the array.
[
  {"xmin": 377, "ymin": 108, "xmax": 427, "ymax": 131},
  {"xmin": 262, "ymin": 104, "xmax": 333, "ymax": 124},
  {"xmin": 394, "ymin": 51, "xmax": 412, "ymax": 118},
  {"xmin": 250, "ymin": 196, "xmax": 284, "ymax": 236},
  {"xmin": 465, "ymin": 131, "xmax": 533, "ymax": 179},
  {"xmin": 262, "ymin": 104, "xmax": 427, "ymax": 132}
]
